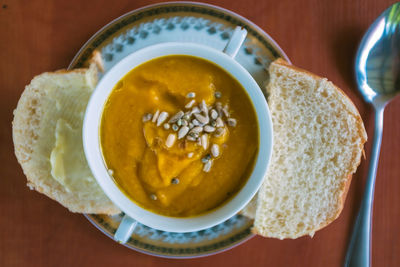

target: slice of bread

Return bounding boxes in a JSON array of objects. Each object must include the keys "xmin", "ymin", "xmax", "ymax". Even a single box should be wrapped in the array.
[
  {"xmin": 12, "ymin": 63, "xmax": 120, "ymax": 214},
  {"xmin": 249, "ymin": 59, "xmax": 367, "ymax": 239}
]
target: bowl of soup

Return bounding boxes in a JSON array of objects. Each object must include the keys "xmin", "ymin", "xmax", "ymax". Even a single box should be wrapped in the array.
[{"xmin": 83, "ymin": 42, "xmax": 273, "ymax": 233}]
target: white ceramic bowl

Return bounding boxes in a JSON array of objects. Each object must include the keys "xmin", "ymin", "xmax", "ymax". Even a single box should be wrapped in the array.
[{"xmin": 83, "ymin": 41, "xmax": 273, "ymax": 233}]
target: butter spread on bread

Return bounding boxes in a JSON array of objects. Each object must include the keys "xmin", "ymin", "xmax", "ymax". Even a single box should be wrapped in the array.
[{"xmin": 12, "ymin": 63, "xmax": 119, "ymax": 214}]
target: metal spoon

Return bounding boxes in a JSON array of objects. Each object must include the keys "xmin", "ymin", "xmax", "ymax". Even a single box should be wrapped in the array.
[{"xmin": 345, "ymin": 3, "xmax": 400, "ymax": 266}]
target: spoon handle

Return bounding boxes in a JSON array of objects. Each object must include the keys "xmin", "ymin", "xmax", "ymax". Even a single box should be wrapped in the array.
[{"xmin": 344, "ymin": 107, "xmax": 384, "ymax": 267}]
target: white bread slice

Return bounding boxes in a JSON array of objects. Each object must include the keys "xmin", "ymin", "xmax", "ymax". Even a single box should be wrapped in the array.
[
  {"xmin": 251, "ymin": 59, "xmax": 367, "ymax": 238},
  {"xmin": 12, "ymin": 63, "xmax": 119, "ymax": 214}
]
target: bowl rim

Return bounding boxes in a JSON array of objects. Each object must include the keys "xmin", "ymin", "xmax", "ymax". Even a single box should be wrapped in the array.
[{"xmin": 83, "ymin": 42, "xmax": 273, "ymax": 232}]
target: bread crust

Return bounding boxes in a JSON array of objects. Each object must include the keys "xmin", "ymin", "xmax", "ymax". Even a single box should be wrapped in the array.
[
  {"xmin": 12, "ymin": 66, "xmax": 120, "ymax": 215},
  {"xmin": 251, "ymin": 59, "xmax": 367, "ymax": 238}
]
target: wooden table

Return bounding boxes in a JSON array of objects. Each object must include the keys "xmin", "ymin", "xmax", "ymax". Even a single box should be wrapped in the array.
[{"xmin": 1, "ymin": 0, "xmax": 399, "ymax": 266}]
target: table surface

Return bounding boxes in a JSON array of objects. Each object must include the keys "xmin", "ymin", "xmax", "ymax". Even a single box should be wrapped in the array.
[{"xmin": 1, "ymin": 0, "xmax": 399, "ymax": 266}]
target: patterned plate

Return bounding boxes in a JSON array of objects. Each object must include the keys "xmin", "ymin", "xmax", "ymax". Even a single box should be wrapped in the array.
[{"xmin": 68, "ymin": 2, "xmax": 289, "ymax": 258}]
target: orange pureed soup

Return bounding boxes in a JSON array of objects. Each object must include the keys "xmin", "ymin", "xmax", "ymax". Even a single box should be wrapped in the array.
[{"xmin": 100, "ymin": 55, "xmax": 259, "ymax": 217}]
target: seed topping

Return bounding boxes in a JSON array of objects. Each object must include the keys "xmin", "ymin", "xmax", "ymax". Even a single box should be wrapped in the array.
[
  {"xmin": 152, "ymin": 110, "xmax": 160, "ymax": 123},
  {"xmin": 142, "ymin": 113, "xmax": 152, "ymax": 122},
  {"xmin": 186, "ymin": 92, "xmax": 196, "ymax": 98},
  {"xmin": 169, "ymin": 111, "xmax": 184, "ymax": 123},
  {"xmin": 227, "ymin": 118, "xmax": 237, "ymax": 127},
  {"xmin": 201, "ymin": 134, "xmax": 209, "ymax": 150},
  {"xmin": 194, "ymin": 113, "xmax": 209, "ymax": 124},
  {"xmin": 185, "ymin": 99, "xmax": 196, "ymax": 109},
  {"xmin": 172, "ymin": 124, "xmax": 179, "ymax": 131},
  {"xmin": 204, "ymin": 125, "xmax": 216, "ymax": 133},
  {"xmin": 210, "ymin": 109, "xmax": 218, "ymax": 120},
  {"xmin": 166, "ymin": 133, "xmax": 176, "ymax": 148},
  {"xmin": 203, "ymin": 160, "xmax": 212, "ymax": 172},
  {"xmin": 171, "ymin": 178, "xmax": 180, "ymax": 184},
  {"xmin": 143, "ymin": 91, "xmax": 237, "ymax": 172},
  {"xmin": 211, "ymin": 144, "xmax": 220, "ymax": 157},
  {"xmin": 178, "ymin": 126, "xmax": 189, "ymax": 139},
  {"xmin": 157, "ymin": 111, "xmax": 169, "ymax": 126}
]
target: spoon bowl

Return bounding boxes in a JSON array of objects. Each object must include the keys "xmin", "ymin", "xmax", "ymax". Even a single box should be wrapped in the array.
[{"xmin": 355, "ymin": 2, "xmax": 400, "ymax": 107}]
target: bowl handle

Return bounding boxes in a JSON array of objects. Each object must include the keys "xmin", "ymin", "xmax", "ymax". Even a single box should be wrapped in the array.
[
  {"xmin": 114, "ymin": 215, "xmax": 138, "ymax": 244},
  {"xmin": 222, "ymin": 26, "xmax": 247, "ymax": 58}
]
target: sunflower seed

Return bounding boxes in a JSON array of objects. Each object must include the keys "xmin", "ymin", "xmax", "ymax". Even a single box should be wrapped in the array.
[
  {"xmin": 150, "ymin": 194, "xmax": 157, "ymax": 200},
  {"xmin": 197, "ymin": 137, "xmax": 202, "ymax": 145},
  {"xmin": 190, "ymin": 126, "xmax": 203, "ymax": 134},
  {"xmin": 216, "ymin": 117, "xmax": 224, "ymax": 127},
  {"xmin": 191, "ymin": 106, "xmax": 200, "ymax": 114},
  {"xmin": 216, "ymin": 102, "xmax": 223, "ymax": 116},
  {"xmin": 142, "ymin": 113, "xmax": 152, "ymax": 122},
  {"xmin": 185, "ymin": 99, "xmax": 196, "ymax": 109},
  {"xmin": 201, "ymin": 134, "xmax": 209, "ymax": 150},
  {"xmin": 169, "ymin": 111, "xmax": 184, "ymax": 123},
  {"xmin": 194, "ymin": 113, "xmax": 209, "ymax": 124},
  {"xmin": 215, "ymin": 91, "xmax": 222, "ymax": 98},
  {"xmin": 203, "ymin": 160, "xmax": 212, "ymax": 172},
  {"xmin": 163, "ymin": 123, "xmax": 170, "ymax": 130},
  {"xmin": 210, "ymin": 109, "xmax": 218, "ymax": 120},
  {"xmin": 200, "ymin": 100, "xmax": 208, "ymax": 114},
  {"xmin": 201, "ymin": 154, "xmax": 211, "ymax": 163},
  {"xmin": 186, "ymin": 92, "xmax": 196, "ymax": 98},
  {"xmin": 214, "ymin": 127, "xmax": 225, "ymax": 137},
  {"xmin": 177, "ymin": 119, "xmax": 183, "ymax": 126},
  {"xmin": 172, "ymin": 124, "xmax": 179, "ymax": 131},
  {"xmin": 152, "ymin": 110, "xmax": 160, "ymax": 123},
  {"xmin": 187, "ymin": 152, "xmax": 194, "ymax": 158},
  {"xmin": 192, "ymin": 119, "xmax": 200, "ymax": 126},
  {"xmin": 171, "ymin": 178, "xmax": 180, "ymax": 184},
  {"xmin": 186, "ymin": 135, "xmax": 196, "ymax": 141},
  {"xmin": 182, "ymin": 119, "xmax": 188, "ymax": 126},
  {"xmin": 211, "ymin": 144, "xmax": 220, "ymax": 157},
  {"xmin": 188, "ymin": 132, "xmax": 199, "ymax": 138},
  {"xmin": 189, "ymin": 123, "xmax": 194, "ymax": 129},
  {"xmin": 227, "ymin": 118, "xmax": 237, "ymax": 127},
  {"xmin": 178, "ymin": 126, "xmax": 189, "ymax": 139},
  {"xmin": 222, "ymin": 105, "xmax": 230, "ymax": 118},
  {"xmin": 183, "ymin": 113, "xmax": 191, "ymax": 120},
  {"xmin": 157, "ymin": 111, "xmax": 169, "ymax": 126},
  {"xmin": 204, "ymin": 125, "xmax": 216, "ymax": 133},
  {"xmin": 166, "ymin": 133, "xmax": 176, "ymax": 148}
]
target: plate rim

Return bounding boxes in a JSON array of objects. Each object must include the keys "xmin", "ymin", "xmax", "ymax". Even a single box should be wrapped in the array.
[
  {"xmin": 85, "ymin": 214, "xmax": 255, "ymax": 259},
  {"xmin": 70, "ymin": 1, "xmax": 290, "ymax": 258},
  {"xmin": 67, "ymin": 1, "xmax": 290, "ymax": 70}
]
